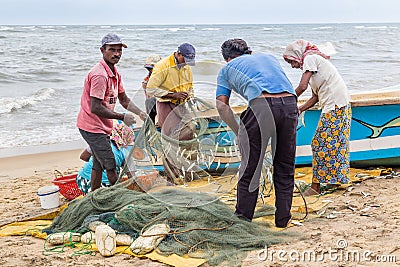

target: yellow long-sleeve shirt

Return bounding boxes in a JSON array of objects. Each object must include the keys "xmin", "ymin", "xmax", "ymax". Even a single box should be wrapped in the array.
[{"xmin": 146, "ymin": 53, "xmax": 193, "ymax": 104}]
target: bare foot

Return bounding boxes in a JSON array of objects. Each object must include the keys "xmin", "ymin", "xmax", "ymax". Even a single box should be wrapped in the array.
[{"xmin": 303, "ymin": 182, "xmax": 321, "ymax": 196}]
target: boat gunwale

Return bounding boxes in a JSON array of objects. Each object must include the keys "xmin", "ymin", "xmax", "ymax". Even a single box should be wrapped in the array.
[{"xmin": 298, "ymin": 89, "xmax": 400, "ymax": 108}]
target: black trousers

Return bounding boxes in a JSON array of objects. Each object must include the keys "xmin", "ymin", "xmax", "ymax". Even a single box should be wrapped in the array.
[{"xmin": 235, "ymin": 96, "xmax": 298, "ymax": 227}]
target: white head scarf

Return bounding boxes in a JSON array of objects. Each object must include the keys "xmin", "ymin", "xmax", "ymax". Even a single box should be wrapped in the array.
[{"xmin": 283, "ymin": 39, "xmax": 330, "ymax": 69}]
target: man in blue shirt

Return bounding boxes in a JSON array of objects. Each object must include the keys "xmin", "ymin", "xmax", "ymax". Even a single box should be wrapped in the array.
[{"xmin": 216, "ymin": 39, "xmax": 298, "ymax": 228}]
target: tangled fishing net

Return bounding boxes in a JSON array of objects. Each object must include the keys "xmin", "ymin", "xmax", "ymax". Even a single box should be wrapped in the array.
[
  {"xmin": 44, "ymin": 187, "xmax": 291, "ymax": 266},
  {"xmin": 120, "ymin": 97, "xmax": 241, "ymax": 184}
]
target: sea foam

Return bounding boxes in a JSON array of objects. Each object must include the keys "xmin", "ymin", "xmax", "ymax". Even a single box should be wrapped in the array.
[{"xmin": 0, "ymin": 88, "xmax": 55, "ymax": 114}]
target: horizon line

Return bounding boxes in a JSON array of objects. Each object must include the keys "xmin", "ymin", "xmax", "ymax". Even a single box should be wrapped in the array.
[{"xmin": 1, "ymin": 21, "xmax": 400, "ymax": 26}]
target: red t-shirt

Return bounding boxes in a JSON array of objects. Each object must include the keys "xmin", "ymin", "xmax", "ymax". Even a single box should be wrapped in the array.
[{"xmin": 77, "ymin": 59, "xmax": 125, "ymax": 135}]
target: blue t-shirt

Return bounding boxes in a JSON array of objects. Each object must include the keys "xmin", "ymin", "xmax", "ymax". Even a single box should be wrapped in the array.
[
  {"xmin": 78, "ymin": 142, "xmax": 130, "ymax": 184},
  {"xmin": 216, "ymin": 53, "xmax": 295, "ymax": 104}
]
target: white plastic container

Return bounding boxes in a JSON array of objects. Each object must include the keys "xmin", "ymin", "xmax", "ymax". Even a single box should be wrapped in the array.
[
  {"xmin": 81, "ymin": 231, "xmax": 96, "ymax": 244},
  {"xmin": 37, "ymin": 185, "xmax": 60, "ymax": 209},
  {"xmin": 47, "ymin": 232, "xmax": 81, "ymax": 245},
  {"xmin": 130, "ymin": 223, "xmax": 170, "ymax": 255},
  {"xmin": 95, "ymin": 225, "xmax": 116, "ymax": 256},
  {"xmin": 116, "ymin": 234, "xmax": 134, "ymax": 246}
]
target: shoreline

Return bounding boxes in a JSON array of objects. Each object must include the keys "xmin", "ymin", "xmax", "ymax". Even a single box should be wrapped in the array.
[
  {"xmin": 0, "ymin": 148, "xmax": 84, "ymax": 179},
  {"xmin": 0, "ymin": 139, "xmax": 87, "ymax": 159}
]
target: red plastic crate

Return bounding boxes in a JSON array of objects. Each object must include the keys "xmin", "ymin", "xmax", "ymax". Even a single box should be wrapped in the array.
[{"xmin": 52, "ymin": 173, "xmax": 83, "ymax": 200}]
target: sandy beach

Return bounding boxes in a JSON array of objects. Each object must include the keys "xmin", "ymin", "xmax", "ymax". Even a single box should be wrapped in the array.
[{"xmin": 0, "ymin": 149, "xmax": 399, "ymax": 266}]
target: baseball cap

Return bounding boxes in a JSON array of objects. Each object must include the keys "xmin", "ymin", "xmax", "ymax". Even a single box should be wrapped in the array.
[
  {"xmin": 144, "ymin": 54, "xmax": 162, "ymax": 69},
  {"xmin": 101, "ymin": 33, "xmax": 127, "ymax": 48},
  {"xmin": 178, "ymin": 43, "xmax": 196, "ymax": 66}
]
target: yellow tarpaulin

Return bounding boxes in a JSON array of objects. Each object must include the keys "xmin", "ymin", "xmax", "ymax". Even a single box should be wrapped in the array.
[{"xmin": 0, "ymin": 220, "xmax": 51, "ymax": 238}]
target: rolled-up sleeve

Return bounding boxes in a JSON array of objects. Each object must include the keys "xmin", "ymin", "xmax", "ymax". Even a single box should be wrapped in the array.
[{"xmin": 216, "ymin": 68, "xmax": 231, "ymax": 98}]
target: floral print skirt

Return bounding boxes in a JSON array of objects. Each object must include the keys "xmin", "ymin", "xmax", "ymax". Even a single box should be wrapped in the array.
[{"xmin": 311, "ymin": 105, "xmax": 352, "ymax": 185}]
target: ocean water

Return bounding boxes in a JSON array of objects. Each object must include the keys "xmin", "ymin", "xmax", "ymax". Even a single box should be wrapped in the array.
[{"xmin": 1, "ymin": 23, "xmax": 400, "ymax": 157}]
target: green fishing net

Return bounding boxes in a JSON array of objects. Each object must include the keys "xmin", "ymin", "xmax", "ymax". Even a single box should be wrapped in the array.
[
  {"xmin": 120, "ymin": 97, "xmax": 241, "ymax": 184},
  {"xmin": 44, "ymin": 187, "xmax": 291, "ymax": 266}
]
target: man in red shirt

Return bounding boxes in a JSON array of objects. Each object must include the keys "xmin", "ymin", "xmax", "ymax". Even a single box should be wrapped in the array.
[{"xmin": 77, "ymin": 33, "xmax": 146, "ymax": 191}]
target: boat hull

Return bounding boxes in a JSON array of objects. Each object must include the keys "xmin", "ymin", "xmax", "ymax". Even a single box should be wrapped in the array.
[
  {"xmin": 297, "ymin": 89, "xmax": 400, "ymax": 166},
  {"xmin": 296, "ymin": 103, "xmax": 400, "ymax": 166}
]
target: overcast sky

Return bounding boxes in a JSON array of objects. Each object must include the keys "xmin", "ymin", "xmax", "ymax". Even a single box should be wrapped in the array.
[{"xmin": 1, "ymin": 0, "xmax": 399, "ymax": 25}]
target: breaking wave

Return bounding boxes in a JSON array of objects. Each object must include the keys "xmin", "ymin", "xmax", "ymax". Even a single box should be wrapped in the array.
[{"xmin": 0, "ymin": 88, "xmax": 55, "ymax": 114}]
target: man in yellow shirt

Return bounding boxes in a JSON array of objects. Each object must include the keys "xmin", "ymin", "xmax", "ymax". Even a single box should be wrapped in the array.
[
  {"xmin": 146, "ymin": 43, "xmax": 196, "ymax": 182},
  {"xmin": 146, "ymin": 43, "xmax": 195, "ymax": 136}
]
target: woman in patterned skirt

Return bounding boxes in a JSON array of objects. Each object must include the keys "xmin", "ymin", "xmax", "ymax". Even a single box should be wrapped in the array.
[{"xmin": 283, "ymin": 40, "xmax": 351, "ymax": 195}]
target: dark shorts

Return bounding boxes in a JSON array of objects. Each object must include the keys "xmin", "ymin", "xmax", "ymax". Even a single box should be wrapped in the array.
[{"xmin": 79, "ymin": 129, "xmax": 116, "ymax": 171}]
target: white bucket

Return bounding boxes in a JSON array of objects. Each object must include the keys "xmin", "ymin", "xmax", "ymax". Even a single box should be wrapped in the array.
[{"xmin": 37, "ymin": 185, "xmax": 60, "ymax": 209}]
